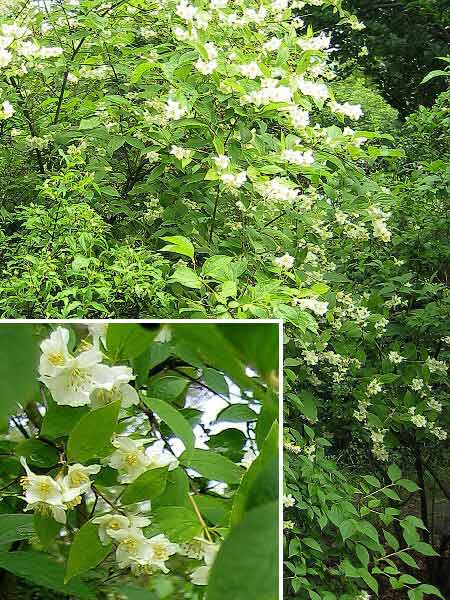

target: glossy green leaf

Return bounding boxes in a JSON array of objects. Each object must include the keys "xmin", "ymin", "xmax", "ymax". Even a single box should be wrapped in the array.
[
  {"xmin": 65, "ymin": 521, "xmax": 112, "ymax": 582},
  {"xmin": 120, "ymin": 467, "xmax": 169, "ymax": 505},
  {"xmin": 67, "ymin": 401, "xmax": 120, "ymax": 463}
]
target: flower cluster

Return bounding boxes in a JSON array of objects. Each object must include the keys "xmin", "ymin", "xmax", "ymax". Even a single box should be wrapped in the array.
[
  {"xmin": 39, "ymin": 327, "xmax": 139, "ymax": 409},
  {"xmin": 20, "ymin": 458, "xmax": 100, "ymax": 523}
]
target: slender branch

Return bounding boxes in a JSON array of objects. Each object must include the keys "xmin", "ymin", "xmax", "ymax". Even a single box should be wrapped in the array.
[
  {"xmin": 189, "ymin": 493, "xmax": 213, "ymax": 543},
  {"xmin": 91, "ymin": 485, "xmax": 125, "ymax": 514},
  {"xmin": 11, "ymin": 417, "xmax": 29, "ymax": 439},
  {"xmin": 208, "ymin": 187, "xmax": 221, "ymax": 243}
]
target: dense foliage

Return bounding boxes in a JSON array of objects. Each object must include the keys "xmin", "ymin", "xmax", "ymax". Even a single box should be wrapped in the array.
[
  {"xmin": 0, "ymin": 322, "xmax": 279, "ymax": 600},
  {"xmin": 0, "ymin": 0, "xmax": 449, "ymax": 599}
]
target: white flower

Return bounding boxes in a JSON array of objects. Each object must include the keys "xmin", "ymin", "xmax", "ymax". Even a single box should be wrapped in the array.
[
  {"xmin": 93, "ymin": 514, "xmax": 133, "ymax": 544},
  {"xmin": 195, "ymin": 58, "xmax": 217, "ymax": 75},
  {"xmin": 176, "ymin": 0, "xmax": 197, "ymax": 20},
  {"xmin": 388, "ymin": 351, "xmax": 404, "ymax": 365},
  {"xmin": 170, "ymin": 145, "xmax": 191, "ymax": 160},
  {"xmin": 295, "ymin": 298, "xmax": 328, "ymax": 316},
  {"xmin": 303, "ymin": 350, "xmax": 318, "ymax": 366},
  {"xmin": 263, "ymin": 37, "xmax": 282, "ymax": 52},
  {"xmin": 330, "ymin": 101, "xmax": 363, "ymax": 120},
  {"xmin": 427, "ymin": 399, "xmax": 442, "ymax": 412},
  {"xmin": 41, "ymin": 348, "xmax": 115, "ymax": 407},
  {"xmin": 296, "ymin": 78, "xmax": 329, "ymax": 100},
  {"xmin": 190, "ymin": 541, "xmax": 220, "ymax": 585},
  {"xmin": 213, "ymin": 154, "xmax": 230, "ymax": 170},
  {"xmin": 410, "ymin": 378, "xmax": 424, "ymax": 391},
  {"xmin": 20, "ymin": 458, "xmax": 66, "ymax": 524},
  {"xmin": 281, "ymin": 149, "xmax": 314, "ymax": 166},
  {"xmin": 90, "ymin": 365, "xmax": 139, "ymax": 409},
  {"xmin": 39, "ymin": 327, "xmax": 72, "ymax": 377},
  {"xmin": 88, "ymin": 323, "xmax": 108, "ymax": 347},
  {"xmin": 283, "ymin": 494, "xmax": 295, "ymax": 507},
  {"xmin": 411, "ymin": 414, "xmax": 427, "ymax": 428},
  {"xmin": 63, "ymin": 463, "xmax": 101, "ymax": 494},
  {"xmin": 204, "ymin": 42, "xmax": 218, "ymax": 59},
  {"xmin": 238, "ymin": 62, "xmax": 262, "ymax": 79},
  {"xmin": 372, "ymin": 219, "xmax": 391, "ymax": 242},
  {"xmin": 1, "ymin": 100, "xmax": 14, "ymax": 119},
  {"xmin": 274, "ymin": 253, "xmax": 294, "ymax": 270},
  {"xmin": 259, "ymin": 178, "xmax": 299, "ymax": 203},
  {"xmin": 39, "ymin": 47, "xmax": 64, "ymax": 59},
  {"xmin": 165, "ymin": 99, "xmax": 187, "ymax": 121},
  {"xmin": 287, "ymin": 106, "xmax": 310, "ymax": 128},
  {"xmin": 0, "ymin": 48, "xmax": 12, "ymax": 67},
  {"xmin": 112, "ymin": 527, "xmax": 153, "ymax": 569},
  {"xmin": 93, "ymin": 514, "xmax": 152, "ymax": 545},
  {"xmin": 367, "ymin": 379, "xmax": 382, "ymax": 396},
  {"xmin": 154, "ymin": 325, "xmax": 172, "ymax": 343},
  {"xmin": 220, "ymin": 171, "xmax": 247, "ymax": 188},
  {"xmin": 210, "ymin": 0, "xmax": 227, "ymax": 7},
  {"xmin": 108, "ymin": 437, "xmax": 177, "ymax": 484},
  {"xmin": 108, "ymin": 437, "xmax": 151, "ymax": 483},
  {"xmin": 146, "ymin": 534, "xmax": 179, "ymax": 573},
  {"xmin": 426, "ymin": 357, "xmax": 448, "ymax": 374},
  {"xmin": 145, "ymin": 440, "xmax": 179, "ymax": 471}
]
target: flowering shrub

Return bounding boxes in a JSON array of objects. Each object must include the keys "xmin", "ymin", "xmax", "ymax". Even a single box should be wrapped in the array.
[
  {"xmin": 0, "ymin": 322, "xmax": 279, "ymax": 599},
  {"xmin": 0, "ymin": 0, "xmax": 397, "ymax": 318}
]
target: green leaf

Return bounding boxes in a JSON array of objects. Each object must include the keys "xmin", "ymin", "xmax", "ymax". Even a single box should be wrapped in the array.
[
  {"xmin": 339, "ymin": 519, "xmax": 357, "ymax": 541},
  {"xmin": 65, "ymin": 521, "xmax": 112, "ymax": 583},
  {"xmin": 147, "ymin": 375, "xmax": 189, "ymax": 400},
  {"xmin": 0, "ymin": 324, "xmax": 38, "ymax": 428},
  {"xmin": 41, "ymin": 399, "xmax": 89, "ymax": 440},
  {"xmin": 67, "ymin": 401, "xmax": 120, "ymax": 463},
  {"xmin": 120, "ymin": 467, "xmax": 169, "ymax": 505},
  {"xmin": 152, "ymin": 468, "xmax": 190, "ymax": 509},
  {"xmin": 398, "ymin": 551, "xmax": 419, "ymax": 568},
  {"xmin": 195, "ymin": 495, "xmax": 231, "ymax": 526},
  {"xmin": 172, "ymin": 325, "xmax": 253, "ymax": 391},
  {"xmin": 397, "ymin": 479, "xmax": 420, "ymax": 492},
  {"xmin": 420, "ymin": 69, "xmax": 449, "ymax": 84},
  {"xmin": 0, "ymin": 550, "xmax": 94, "ymax": 598},
  {"xmin": 208, "ymin": 502, "xmax": 278, "ymax": 600},
  {"xmin": 388, "ymin": 464, "xmax": 402, "ymax": 482},
  {"xmin": 151, "ymin": 506, "xmax": 201, "ymax": 542},
  {"xmin": 143, "ymin": 397, "xmax": 194, "ymax": 451},
  {"xmin": 0, "ymin": 514, "xmax": 35, "ymax": 545},
  {"xmin": 231, "ymin": 422, "xmax": 278, "ymax": 526},
  {"xmin": 181, "ymin": 448, "xmax": 243, "ymax": 484},
  {"xmin": 384, "ymin": 529, "xmax": 399, "ymax": 551},
  {"xmin": 415, "ymin": 584, "xmax": 445, "ymax": 599},
  {"xmin": 411, "ymin": 542, "xmax": 439, "ymax": 556},
  {"xmin": 220, "ymin": 323, "xmax": 280, "ymax": 378},
  {"xmin": 201, "ymin": 255, "xmax": 234, "ymax": 281},
  {"xmin": 202, "ymin": 368, "xmax": 229, "ymax": 395},
  {"xmin": 79, "ymin": 117, "xmax": 101, "ymax": 130},
  {"xmin": 106, "ymin": 324, "xmax": 157, "ymax": 360},
  {"xmin": 131, "ymin": 60, "xmax": 154, "ymax": 83},
  {"xmin": 215, "ymin": 404, "xmax": 258, "ymax": 423},
  {"xmin": 355, "ymin": 544, "xmax": 370, "ymax": 567},
  {"xmin": 160, "ymin": 235, "xmax": 195, "ymax": 261},
  {"xmin": 34, "ymin": 514, "xmax": 61, "ymax": 549},
  {"xmin": 15, "ymin": 439, "xmax": 59, "ymax": 468},
  {"xmin": 169, "ymin": 265, "xmax": 202, "ymax": 289},
  {"xmin": 303, "ymin": 537, "xmax": 322, "ymax": 552},
  {"xmin": 362, "ymin": 475, "xmax": 380, "ymax": 488}
]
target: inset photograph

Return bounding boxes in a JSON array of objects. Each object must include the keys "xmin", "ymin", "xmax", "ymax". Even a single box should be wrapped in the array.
[{"xmin": 0, "ymin": 321, "xmax": 281, "ymax": 600}]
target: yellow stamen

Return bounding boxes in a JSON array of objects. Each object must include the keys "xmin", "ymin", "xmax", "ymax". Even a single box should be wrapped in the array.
[
  {"xmin": 48, "ymin": 352, "xmax": 65, "ymax": 366},
  {"xmin": 125, "ymin": 453, "xmax": 138, "ymax": 466}
]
